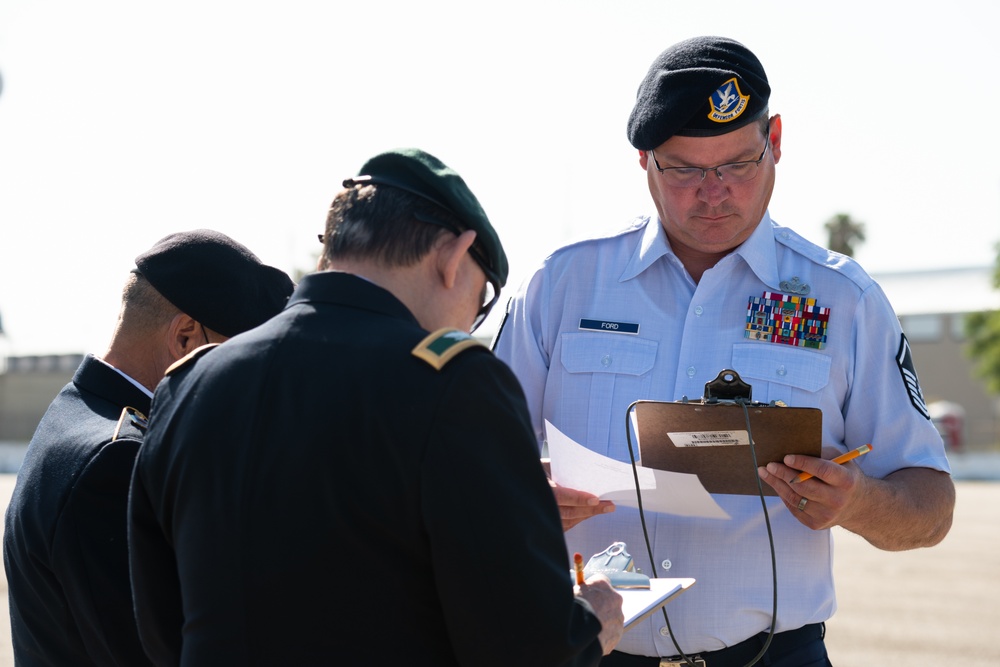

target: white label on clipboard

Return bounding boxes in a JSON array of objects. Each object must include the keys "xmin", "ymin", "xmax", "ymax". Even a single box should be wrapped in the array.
[{"xmin": 668, "ymin": 431, "xmax": 750, "ymax": 447}]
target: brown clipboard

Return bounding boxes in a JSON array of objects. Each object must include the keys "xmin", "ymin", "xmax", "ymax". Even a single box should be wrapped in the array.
[{"xmin": 633, "ymin": 400, "xmax": 822, "ymax": 496}]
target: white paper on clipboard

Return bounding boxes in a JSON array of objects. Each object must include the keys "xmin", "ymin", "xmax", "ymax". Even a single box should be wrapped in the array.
[{"xmin": 545, "ymin": 420, "xmax": 729, "ymax": 520}]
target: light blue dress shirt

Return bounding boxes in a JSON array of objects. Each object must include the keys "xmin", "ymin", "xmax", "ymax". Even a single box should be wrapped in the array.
[{"xmin": 494, "ymin": 211, "xmax": 950, "ymax": 657}]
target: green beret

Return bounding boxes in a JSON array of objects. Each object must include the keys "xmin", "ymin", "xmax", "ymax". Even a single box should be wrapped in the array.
[
  {"xmin": 344, "ymin": 148, "xmax": 508, "ymax": 289},
  {"xmin": 134, "ymin": 229, "xmax": 294, "ymax": 337},
  {"xmin": 627, "ymin": 36, "xmax": 770, "ymax": 150}
]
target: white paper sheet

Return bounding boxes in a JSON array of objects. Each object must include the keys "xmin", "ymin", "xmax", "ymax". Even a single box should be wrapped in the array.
[
  {"xmin": 620, "ymin": 577, "xmax": 696, "ymax": 628},
  {"xmin": 545, "ymin": 420, "xmax": 730, "ymax": 520}
]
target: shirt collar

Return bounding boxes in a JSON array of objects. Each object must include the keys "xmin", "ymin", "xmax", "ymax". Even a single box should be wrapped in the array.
[
  {"xmin": 620, "ymin": 214, "xmax": 674, "ymax": 282},
  {"xmin": 620, "ymin": 211, "xmax": 781, "ymax": 290},
  {"xmin": 95, "ymin": 356, "xmax": 155, "ymax": 400},
  {"xmin": 732, "ymin": 211, "xmax": 781, "ymax": 290}
]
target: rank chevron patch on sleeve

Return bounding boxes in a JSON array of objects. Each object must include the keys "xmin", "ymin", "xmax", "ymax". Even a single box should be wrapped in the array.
[{"xmin": 896, "ymin": 334, "xmax": 930, "ymax": 419}]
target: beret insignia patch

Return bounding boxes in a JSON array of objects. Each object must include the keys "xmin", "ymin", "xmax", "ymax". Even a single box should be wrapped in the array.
[
  {"xmin": 412, "ymin": 328, "xmax": 482, "ymax": 371},
  {"xmin": 709, "ymin": 77, "xmax": 750, "ymax": 124}
]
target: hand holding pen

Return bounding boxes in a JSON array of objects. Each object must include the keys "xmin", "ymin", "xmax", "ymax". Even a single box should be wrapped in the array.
[
  {"xmin": 790, "ymin": 444, "xmax": 872, "ymax": 484},
  {"xmin": 756, "ymin": 442, "xmax": 876, "ymax": 522}
]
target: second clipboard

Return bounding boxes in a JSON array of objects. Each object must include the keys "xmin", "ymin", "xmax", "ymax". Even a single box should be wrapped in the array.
[{"xmin": 621, "ymin": 577, "xmax": 696, "ymax": 629}]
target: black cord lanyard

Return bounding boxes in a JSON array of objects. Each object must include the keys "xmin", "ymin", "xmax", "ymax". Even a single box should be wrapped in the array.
[{"xmin": 623, "ymin": 397, "xmax": 778, "ymax": 667}]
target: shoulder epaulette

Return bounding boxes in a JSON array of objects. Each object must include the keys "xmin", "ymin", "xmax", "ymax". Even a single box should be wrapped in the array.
[
  {"xmin": 411, "ymin": 328, "xmax": 483, "ymax": 371},
  {"xmin": 112, "ymin": 406, "xmax": 148, "ymax": 441},
  {"xmin": 165, "ymin": 342, "xmax": 220, "ymax": 376}
]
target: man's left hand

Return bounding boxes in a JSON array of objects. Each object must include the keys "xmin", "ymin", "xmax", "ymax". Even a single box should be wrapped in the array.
[
  {"xmin": 757, "ymin": 446, "xmax": 866, "ymax": 530},
  {"xmin": 758, "ymin": 447, "xmax": 955, "ymax": 550}
]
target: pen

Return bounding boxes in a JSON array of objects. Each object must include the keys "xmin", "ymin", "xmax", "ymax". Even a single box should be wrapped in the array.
[
  {"xmin": 574, "ymin": 552, "xmax": 585, "ymax": 586},
  {"xmin": 791, "ymin": 443, "xmax": 872, "ymax": 484}
]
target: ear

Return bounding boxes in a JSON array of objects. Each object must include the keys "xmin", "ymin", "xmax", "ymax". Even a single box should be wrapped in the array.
[
  {"xmin": 768, "ymin": 114, "xmax": 782, "ymax": 163},
  {"xmin": 437, "ymin": 229, "xmax": 478, "ymax": 289},
  {"xmin": 638, "ymin": 149, "xmax": 650, "ymax": 171},
  {"xmin": 166, "ymin": 313, "xmax": 205, "ymax": 362}
]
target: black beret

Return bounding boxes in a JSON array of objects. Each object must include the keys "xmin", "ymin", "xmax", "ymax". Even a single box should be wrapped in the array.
[
  {"xmin": 343, "ymin": 148, "xmax": 508, "ymax": 289},
  {"xmin": 627, "ymin": 36, "xmax": 770, "ymax": 150},
  {"xmin": 134, "ymin": 229, "xmax": 295, "ymax": 338}
]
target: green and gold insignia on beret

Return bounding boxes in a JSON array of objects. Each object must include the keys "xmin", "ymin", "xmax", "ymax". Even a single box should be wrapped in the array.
[
  {"xmin": 411, "ymin": 328, "xmax": 483, "ymax": 371},
  {"xmin": 165, "ymin": 342, "xmax": 220, "ymax": 376}
]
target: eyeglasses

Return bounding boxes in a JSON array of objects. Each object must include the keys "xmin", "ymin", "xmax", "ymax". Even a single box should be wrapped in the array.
[
  {"xmin": 650, "ymin": 139, "xmax": 770, "ymax": 188},
  {"xmin": 468, "ymin": 245, "xmax": 499, "ymax": 332}
]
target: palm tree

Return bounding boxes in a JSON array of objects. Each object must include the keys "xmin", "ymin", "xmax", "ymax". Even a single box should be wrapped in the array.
[{"xmin": 824, "ymin": 213, "xmax": 866, "ymax": 257}]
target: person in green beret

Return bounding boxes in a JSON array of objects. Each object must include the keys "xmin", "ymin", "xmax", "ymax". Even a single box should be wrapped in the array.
[{"xmin": 128, "ymin": 148, "xmax": 624, "ymax": 666}]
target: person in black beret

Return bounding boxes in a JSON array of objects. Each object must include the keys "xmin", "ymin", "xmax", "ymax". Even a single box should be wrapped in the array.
[
  {"xmin": 3, "ymin": 230, "xmax": 293, "ymax": 666},
  {"xmin": 494, "ymin": 36, "xmax": 954, "ymax": 666},
  {"xmin": 128, "ymin": 147, "xmax": 624, "ymax": 666}
]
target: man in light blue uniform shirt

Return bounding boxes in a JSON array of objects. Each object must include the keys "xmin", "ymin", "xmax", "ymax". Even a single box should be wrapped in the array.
[{"xmin": 493, "ymin": 36, "xmax": 954, "ymax": 667}]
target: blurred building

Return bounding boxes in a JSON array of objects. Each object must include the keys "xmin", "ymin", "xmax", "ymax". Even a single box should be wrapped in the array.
[
  {"xmin": 876, "ymin": 266, "xmax": 1000, "ymax": 451},
  {"xmin": 0, "ymin": 354, "xmax": 82, "ymax": 443},
  {"xmin": 0, "ymin": 267, "xmax": 998, "ymax": 464}
]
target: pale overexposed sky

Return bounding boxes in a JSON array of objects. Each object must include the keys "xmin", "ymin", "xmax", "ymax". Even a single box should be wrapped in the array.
[{"xmin": 1, "ymin": 0, "xmax": 998, "ymax": 355}]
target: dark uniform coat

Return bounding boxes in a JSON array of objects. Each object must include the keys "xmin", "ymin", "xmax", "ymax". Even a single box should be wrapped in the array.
[
  {"xmin": 3, "ymin": 355, "xmax": 154, "ymax": 666},
  {"xmin": 129, "ymin": 271, "xmax": 604, "ymax": 667}
]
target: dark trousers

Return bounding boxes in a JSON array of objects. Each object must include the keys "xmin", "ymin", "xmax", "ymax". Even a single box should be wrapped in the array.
[{"xmin": 600, "ymin": 623, "xmax": 831, "ymax": 667}]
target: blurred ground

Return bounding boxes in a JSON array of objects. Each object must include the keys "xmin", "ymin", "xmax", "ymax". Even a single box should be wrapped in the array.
[
  {"xmin": 0, "ymin": 476, "xmax": 997, "ymax": 665},
  {"xmin": 824, "ymin": 481, "xmax": 999, "ymax": 665}
]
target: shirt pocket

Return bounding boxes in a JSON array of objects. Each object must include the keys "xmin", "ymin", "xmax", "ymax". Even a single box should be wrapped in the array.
[
  {"xmin": 560, "ymin": 333, "xmax": 659, "ymax": 376},
  {"xmin": 558, "ymin": 333, "xmax": 659, "ymax": 457},
  {"xmin": 731, "ymin": 343, "xmax": 831, "ymax": 406}
]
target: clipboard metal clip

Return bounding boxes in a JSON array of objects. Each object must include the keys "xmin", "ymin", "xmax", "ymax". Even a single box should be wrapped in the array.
[{"xmin": 703, "ymin": 369, "xmax": 752, "ymax": 404}]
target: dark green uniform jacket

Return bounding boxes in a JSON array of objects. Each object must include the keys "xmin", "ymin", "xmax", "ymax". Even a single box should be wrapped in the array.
[{"xmin": 129, "ymin": 271, "xmax": 604, "ymax": 667}]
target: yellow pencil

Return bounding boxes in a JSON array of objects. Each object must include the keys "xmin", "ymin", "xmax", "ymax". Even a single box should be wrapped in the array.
[
  {"xmin": 791, "ymin": 444, "xmax": 872, "ymax": 484},
  {"xmin": 574, "ymin": 552, "xmax": 585, "ymax": 586}
]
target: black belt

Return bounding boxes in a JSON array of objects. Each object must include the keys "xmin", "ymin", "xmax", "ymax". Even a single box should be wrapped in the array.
[{"xmin": 602, "ymin": 623, "xmax": 826, "ymax": 667}]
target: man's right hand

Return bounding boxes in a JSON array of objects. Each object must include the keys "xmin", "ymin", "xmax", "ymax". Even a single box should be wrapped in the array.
[
  {"xmin": 540, "ymin": 459, "xmax": 615, "ymax": 532},
  {"xmin": 549, "ymin": 480, "xmax": 616, "ymax": 532},
  {"xmin": 577, "ymin": 574, "xmax": 624, "ymax": 655}
]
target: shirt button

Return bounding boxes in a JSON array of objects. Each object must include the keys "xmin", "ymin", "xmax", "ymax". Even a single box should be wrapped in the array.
[
  {"xmin": 686, "ymin": 366, "xmax": 696, "ymax": 378},
  {"xmin": 776, "ymin": 365, "xmax": 787, "ymax": 377},
  {"xmin": 601, "ymin": 355, "xmax": 612, "ymax": 367},
  {"xmin": 694, "ymin": 305, "xmax": 704, "ymax": 316},
  {"xmin": 659, "ymin": 626, "xmax": 671, "ymax": 637},
  {"xmin": 661, "ymin": 559, "xmax": 672, "ymax": 570}
]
